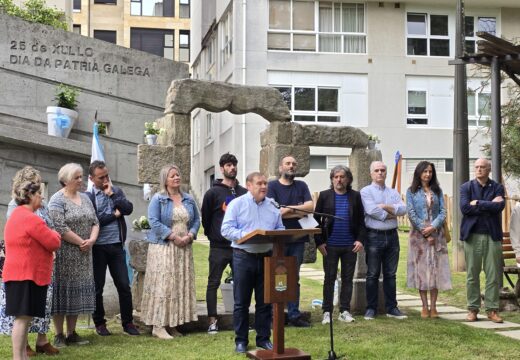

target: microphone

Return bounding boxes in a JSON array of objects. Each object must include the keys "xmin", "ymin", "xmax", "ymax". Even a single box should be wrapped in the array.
[{"xmin": 269, "ymin": 199, "xmax": 281, "ymax": 209}]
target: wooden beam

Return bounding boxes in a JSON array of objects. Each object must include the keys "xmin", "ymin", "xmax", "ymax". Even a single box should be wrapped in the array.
[{"xmin": 477, "ymin": 32, "xmax": 520, "ymax": 52}]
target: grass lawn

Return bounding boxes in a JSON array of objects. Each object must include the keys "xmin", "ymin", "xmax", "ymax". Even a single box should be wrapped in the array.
[{"xmin": 1, "ymin": 237, "xmax": 519, "ymax": 359}]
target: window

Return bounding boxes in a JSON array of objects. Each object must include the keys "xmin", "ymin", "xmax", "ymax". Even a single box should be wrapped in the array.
[
  {"xmin": 94, "ymin": 30, "xmax": 117, "ymax": 44},
  {"xmin": 179, "ymin": 30, "xmax": 190, "ymax": 62},
  {"xmin": 407, "ymin": 90, "xmax": 427, "ymax": 125},
  {"xmin": 205, "ymin": 36, "xmax": 216, "ymax": 71},
  {"xmin": 268, "ymin": 0, "xmax": 366, "ymax": 53},
  {"xmin": 220, "ymin": 11, "xmax": 233, "ymax": 65},
  {"xmin": 73, "ymin": 24, "xmax": 81, "ymax": 35},
  {"xmin": 407, "ymin": 13, "xmax": 449, "ymax": 56},
  {"xmin": 193, "ymin": 113, "xmax": 200, "ymax": 154},
  {"xmin": 73, "ymin": 0, "xmax": 81, "ymax": 11},
  {"xmin": 180, "ymin": 0, "xmax": 190, "ymax": 18},
  {"xmin": 406, "ymin": 159, "xmax": 452, "ymax": 173},
  {"xmin": 467, "ymin": 89, "xmax": 491, "ymax": 127},
  {"xmin": 131, "ymin": 0, "xmax": 173, "ymax": 17},
  {"xmin": 94, "ymin": 0, "xmax": 116, "ymax": 4},
  {"xmin": 206, "ymin": 114, "xmax": 213, "ymax": 141},
  {"xmin": 130, "ymin": 28, "xmax": 174, "ymax": 59},
  {"xmin": 276, "ymin": 86, "xmax": 339, "ymax": 123},
  {"xmin": 310, "ymin": 156, "xmax": 327, "ymax": 170},
  {"xmin": 464, "ymin": 16, "xmax": 496, "ymax": 54}
]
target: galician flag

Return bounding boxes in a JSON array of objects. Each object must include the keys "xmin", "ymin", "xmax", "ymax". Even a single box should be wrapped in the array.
[{"xmin": 87, "ymin": 122, "xmax": 105, "ymax": 191}]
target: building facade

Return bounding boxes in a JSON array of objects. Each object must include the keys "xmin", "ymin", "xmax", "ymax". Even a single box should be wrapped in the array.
[
  {"xmin": 72, "ymin": 0, "xmax": 191, "ymax": 63},
  {"xmin": 190, "ymin": 0, "xmax": 520, "ymax": 200}
]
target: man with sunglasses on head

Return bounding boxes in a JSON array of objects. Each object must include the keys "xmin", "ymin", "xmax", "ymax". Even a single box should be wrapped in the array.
[{"xmin": 360, "ymin": 161, "xmax": 407, "ymax": 321}]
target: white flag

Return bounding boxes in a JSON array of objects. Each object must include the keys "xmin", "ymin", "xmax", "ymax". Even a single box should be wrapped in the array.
[{"xmin": 87, "ymin": 122, "xmax": 106, "ymax": 191}]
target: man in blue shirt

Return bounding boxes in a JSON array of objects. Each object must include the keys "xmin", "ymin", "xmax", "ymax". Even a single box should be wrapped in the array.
[
  {"xmin": 315, "ymin": 165, "xmax": 366, "ymax": 325},
  {"xmin": 267, "ymin": 155, "xmax": 313, "ymax": 327},
  {"xmin": 87, "ymin": 161, "xmax": 139, "ymax": 336},
  {"xmin": 360, "ymin": 161, "xmax": 407, "ymax": 320},
  {"xmin": 460, "ymin": 158, "xmax": 505, "ymax": 323},
  {"xmin": 221, "ymin": 172, "xmax": 284, "ymax": 354}
]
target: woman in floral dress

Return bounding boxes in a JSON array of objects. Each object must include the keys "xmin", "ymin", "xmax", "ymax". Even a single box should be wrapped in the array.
[
  {"xmin": 406, "ymin": 161, "xmax": 451, "ymax": 318},
  {"xmin": 141, "ymin": 164, "xmax": 200, "ymax": 339}
]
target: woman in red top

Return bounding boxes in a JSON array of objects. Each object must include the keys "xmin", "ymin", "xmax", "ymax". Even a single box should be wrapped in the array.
[{"xmin": 3, "ymin": 181, "xmax": 61, "ymax": 360}]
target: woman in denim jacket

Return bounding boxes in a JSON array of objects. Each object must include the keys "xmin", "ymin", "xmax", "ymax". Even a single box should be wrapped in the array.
[
  {"xmin": 406, "ymin": 161, "xmax": 451, "ymax": 319},
  {"xmin": 141, "ymin": 164, "xmax": 200, "ymax": 339}
]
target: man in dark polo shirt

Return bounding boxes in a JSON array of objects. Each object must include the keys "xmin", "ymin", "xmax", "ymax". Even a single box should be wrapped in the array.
[{"xmin": 267, "ymin": 155, "xmax": 313, "ymax": 327}]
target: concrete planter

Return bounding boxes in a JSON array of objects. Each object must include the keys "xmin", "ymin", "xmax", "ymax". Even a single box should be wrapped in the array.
[
  {"xmin": 367, "ymin": 140, "xmax": 376, "ymax": 150},
  {"xmin": 46, "ymin": 106, "xmax": 78, "ymax": 138},
  {"xmin": 220, "ymin": 282, "xmax": 234, "ymax": 313}
]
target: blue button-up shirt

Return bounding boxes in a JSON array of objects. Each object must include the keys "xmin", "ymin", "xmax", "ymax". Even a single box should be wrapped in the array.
[
  {"xmin": 93, "ymin": 187, "xmax": 120, "ymax": 245},
  {"xmin": 221, "ymin": 192, "xmax": 285, "ymax": 253},
  {"xmin": 360, "ymin": 182, "xmax": 406, "ymax": 230}
]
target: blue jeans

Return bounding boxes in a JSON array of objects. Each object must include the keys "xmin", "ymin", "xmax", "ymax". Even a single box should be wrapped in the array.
[
  {"xmin": 232, "ymin": 249, "xmax": 272, "ymax": 346},
  {"xmin": 365, "ymin": 229, "xmax": 399, "ymax": 312},
  {"xmin": 284, "ymin": 242, "xmax": 304, "ymax": 320}
]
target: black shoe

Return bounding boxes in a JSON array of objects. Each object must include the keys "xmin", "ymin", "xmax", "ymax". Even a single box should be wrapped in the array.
[
  {"xmin": 289, "ymin": 316, "xmax": 311, "ymax": 328},
  {"xmin": 95, "ymin": 324, "xmax": 112, "ymax": 336},
  {"xmin": 235, "ymin": 343, "xmax": 247, "ymax": 353},
  {"xmin": 123, "ymin": 323, "xmax": 140, "ymax": 336},
  {"xmin": 256, "ymin": 341, "xmax": 273, "ymax": 350}
]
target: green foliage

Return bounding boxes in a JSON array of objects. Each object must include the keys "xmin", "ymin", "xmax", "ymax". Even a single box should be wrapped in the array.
[
  {"xmin": 97, "ymin": 122, "xmax": 107, "ymax": 135},
  {"xmin": 0, "ymin": 0, "xmax": 68, "ymax": 31},
  {"xmin": 499, "ymin": 84, "xmax": 520, "ymax": 177},
  {"xmin": 54, "ymin": 83, "xmax": 79, "ymax": 110}
]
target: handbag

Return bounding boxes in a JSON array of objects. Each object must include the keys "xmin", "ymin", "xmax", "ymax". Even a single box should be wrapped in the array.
[{"xmin": 443, "ymin": 220, "xmax": 451, "ymax": 243}]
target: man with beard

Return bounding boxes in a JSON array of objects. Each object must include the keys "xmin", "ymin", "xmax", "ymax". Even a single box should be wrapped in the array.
[
  {"xmin": 314, "ymin": 165, "xmax": 366, "ymax": 324},
  {"xmin": 266, "ymin": 155, "xmax": 313, "ymax": 327},
  {"xmin": 201, "ymin": 153, "xmax": 247, "ymax": 334}
]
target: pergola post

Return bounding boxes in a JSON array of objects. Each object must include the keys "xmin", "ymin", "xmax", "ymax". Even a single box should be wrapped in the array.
[{"xmin": 491, "ymin": 56, "xmax": 502, "ymax": 182}]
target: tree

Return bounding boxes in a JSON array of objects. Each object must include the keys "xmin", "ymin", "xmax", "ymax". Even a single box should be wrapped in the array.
[{"xmin": 0, "ymin": 0, "xmax": 68, "ymax": 31}]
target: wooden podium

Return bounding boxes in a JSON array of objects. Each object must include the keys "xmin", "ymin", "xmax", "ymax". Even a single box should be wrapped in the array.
[{"xmin": 237, "ymin": 228, "xmax": 321, "ymax": 360}]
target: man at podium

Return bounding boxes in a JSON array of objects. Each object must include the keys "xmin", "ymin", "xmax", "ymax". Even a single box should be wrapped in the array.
[{"xmin": 221, "ymin": 172, "xmax": 285, "ymax": 354}]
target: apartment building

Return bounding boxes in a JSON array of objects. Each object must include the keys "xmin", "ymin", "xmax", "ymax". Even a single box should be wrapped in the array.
[
  {"xmin": 72, "ymin": 0, "xmax": 191, "ymax": 62},
  {"xmin": 189, "ymin": 0, "xmax": 520, "ymax": 199}
]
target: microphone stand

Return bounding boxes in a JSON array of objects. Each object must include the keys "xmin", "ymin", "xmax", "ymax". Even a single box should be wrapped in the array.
[{"xmin": 272, "ymin": 201, "xmax": 341, "ymax": 360}]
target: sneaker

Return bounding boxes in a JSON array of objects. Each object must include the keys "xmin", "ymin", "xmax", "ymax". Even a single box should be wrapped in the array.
[
  {"xmin": 53, "ymin": 334, "xmax": 67, "ymax": 348},
  {"xmin": 322, "ymin": 312, "xmax": 331, "ymax": 325},
  {"xmin": 364, "ymin": 309, "xmax": 376, "ymax": 320},
  {"xmin": 208, "ymin": 320, "xmax": 218, "ymax": 334},
  {"xmin": 123, "ymin": 323, "xmax": 140, "ymax": 336},
  {"xmin": 338, "ymin": 310, "xmax": 355, "ymax": 323},
  {"xmin": 66, "ymin": 331, "xmax": 89, "ymax": 346},
  {"xmin": 386, "ymin": 308, "xmax": 408, "ymax": 319},
  {"xmin": 95, "ymin": 324, "xmax": 112, "ymax": 336},
  {"xmin": 289, "ymin": 316, "xmax": 311, "ymax": 327}
]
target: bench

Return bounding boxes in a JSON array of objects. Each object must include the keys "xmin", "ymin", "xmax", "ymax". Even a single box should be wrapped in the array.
[{"xmin": 502, "ymin": 232, "xmax": 520, "ymax": 298}]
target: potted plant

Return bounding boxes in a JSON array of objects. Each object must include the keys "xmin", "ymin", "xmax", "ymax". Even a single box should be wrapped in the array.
[
  {"xmin": 97, "ymin": 122, "xmax": 107, "ymax": 135},
  {"xmin": 367, "ymin": 133, "xmax": 380, "ymax": 150},
  {"xmin": 132, "ymin": 215, "xmax": 151, "ymax": 232},
  {"xmin": 46, "ymin": 84, "xmax": 79, "ymax": 138},
  {"xmin": 220, "ymin": 268, "xmax": 234, "ymax": 313},
  {"xmin": 144, "ymin": 122, "xmax": 165, "ymax": 145}
]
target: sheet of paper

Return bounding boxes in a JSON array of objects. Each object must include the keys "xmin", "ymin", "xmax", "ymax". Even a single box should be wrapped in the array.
[{"xmin": 298, "ymin": 214, "xmax": 319, "ymax": 229}]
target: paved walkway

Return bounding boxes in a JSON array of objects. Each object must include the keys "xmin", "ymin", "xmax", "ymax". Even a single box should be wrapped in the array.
[{"xmin": 197, "ymin": 235, "xmax": 520, "ymax": 340}]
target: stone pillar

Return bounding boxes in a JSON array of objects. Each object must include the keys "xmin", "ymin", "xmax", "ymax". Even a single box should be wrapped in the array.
[
  {"xmin": 259, "ymin": 122, "xmax": 310, "ymax": 179},
  {"xmin": 349, "ymin": 147, "xmax": 385, "ymax": 314}
]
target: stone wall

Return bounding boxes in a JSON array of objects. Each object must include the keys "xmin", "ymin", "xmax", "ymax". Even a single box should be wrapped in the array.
[{"xmin": 0, "ymin": 14, "xmax": 189, "ymax": 232}]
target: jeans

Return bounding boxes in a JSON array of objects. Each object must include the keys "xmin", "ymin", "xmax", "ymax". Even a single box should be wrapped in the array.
[
  {"xmin": 365, "ymin": 229, "xmax": 399, "ymax": 312},
  {"xmin": 322, "ymin": 245, "xmax": 357, "ymax": 313},
  {"xmin": 232, "ymin": 249, "xmax": 272, "ymax": 346},
  {"xmin": 284, "ymin": 242, "xmax": 305, "ymax": 320},
  {"xmin": 92, "ymin": 243, "xmax": 133, "ymax": 327},
  {"xmin": 464, "ymin": 233, "xmax": 502, "ymax": 311},
  {"xmin": 206, "ymin": 247, "xmax": 233, "ymax": 318}
]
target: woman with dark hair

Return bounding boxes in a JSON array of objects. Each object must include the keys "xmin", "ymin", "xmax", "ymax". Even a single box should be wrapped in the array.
[
  {"xmin": 406, "ymin": 161, "xmax": 451, "ymax": 318},
  {"xmin": 141, "ymin": 164, "xmax": 200, "ymax": 339},
  {"xmin": 3, "ymin": 180, "xmax": 61, "ymax": 360}
]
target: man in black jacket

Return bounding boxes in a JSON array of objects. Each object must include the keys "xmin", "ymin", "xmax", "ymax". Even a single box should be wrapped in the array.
[
  {"xmin": 87, "ymin": 161, "xmax": 139, "ymax": 336},
  {"xmin": 314, "ymin": 165, "xmax": 366, "ymax": 325},
  {"xmin": 201, "ymin": 153, "xmax": 247, "ymax": 334}
]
